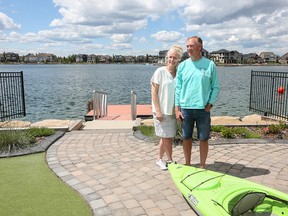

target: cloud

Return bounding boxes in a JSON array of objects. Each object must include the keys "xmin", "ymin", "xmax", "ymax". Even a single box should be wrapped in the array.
[
  {"xmin": 0, "ymin": 12, "xmax": 21, "ymax": 30},
  {"xmin": 111, "ymin": 34, "xmax": 132, "ymax": 43},
  {"xmin": 47, "ymin": 0, "xmax": 176, "ymax": 49},
  {"xmin": 151, "ymin": 31, "xmax": 184, "ymax": 42},
  {"xmin": 178, "ymin": 0, "xmax": 288, "ymax": 55},
  {"xmin": 179, "ymin": 0, "xmax": 287, "ymax": 25},
  {"xmin": 51, "ymin": 0, "xmax": 172, "ymax": 28},
  {"xmin": 110, "ymin": 43, "xmax": 132, "ymax": 50},
  {"xmin": 139, "ymin": 37, "xmax": 148, "ymax": 43}
]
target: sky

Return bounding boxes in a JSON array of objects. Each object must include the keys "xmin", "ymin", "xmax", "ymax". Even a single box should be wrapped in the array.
[{"xmin": 0, "ymin": 0, "xmax": 288, "ymax": 57}]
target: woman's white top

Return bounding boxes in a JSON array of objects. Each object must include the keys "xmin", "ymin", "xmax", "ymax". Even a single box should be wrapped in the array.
[{"xmin": 151, "ymin": 66, "xmax": 176, "ymax": 115}]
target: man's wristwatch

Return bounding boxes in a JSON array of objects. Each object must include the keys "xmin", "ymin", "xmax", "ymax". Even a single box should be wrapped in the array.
[{"xmin": 207, "ymin": 103, "xmax": 213, "ymax": 107}]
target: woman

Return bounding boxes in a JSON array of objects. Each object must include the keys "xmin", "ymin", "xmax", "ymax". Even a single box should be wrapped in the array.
[{"xmin": 151, "ymin": 45, "xmax": 183, "ymax": 170}]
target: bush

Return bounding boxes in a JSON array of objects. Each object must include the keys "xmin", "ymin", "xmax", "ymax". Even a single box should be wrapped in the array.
[
  {"xmin": 26, "ymin": 127, "xmax": 55, "ymax": 137},
  {"xmin": 0, "ymin": 130, "xmax": 33, "ymax": 152},
  {"xmin": 268, "ymin": 123, "xmax": 286, "ymax": 134},
  {"xmin": 211, "ymin": 125, "xmax": 226, "ymax": 133},
  {"xmin": 242, "ymin": 131, "xmax": 262, "ymax": 139},
  {"xmin": 232, "ymin": 127, "xmax": 261, "ymax": 138},
  {"xmin": 221, "ymin": 127, "xmax": 235, "ymax": 138},
  {"xmin": 0, "ymin": 127, "xmax": 55, "ymax": 153}
]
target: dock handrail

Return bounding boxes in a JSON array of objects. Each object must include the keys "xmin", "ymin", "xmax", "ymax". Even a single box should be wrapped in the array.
[
  {"xmin": 131, "ymin": 91, "xmax": 137, "ymax": 120},
  {"xmin": 93, "ymin": 90, "xmax": 108, "ymax": 120}
]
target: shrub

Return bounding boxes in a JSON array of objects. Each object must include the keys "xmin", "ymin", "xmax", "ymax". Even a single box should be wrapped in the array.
[
  {"xmin": 232, "ymin": 127, "xmax": 260, "ymax": 138},
  {"xmin": 268, "ymin": 123, "xmax": 286, "ymax": 134},
  {"xmin": 232, "ymin": 127, "xmax": 247, "ymax": 135},
  {"xmin": 0, "ymin": 127, "xmax": 55, "ymax": 153},
  {"xmin": 26, "ymin": 127, "xmax": 55, "ymax": 137},
  {"xmin": 221, "ymin": 127, "xmax": 235, "ymax": 138},
  {"xmin": 243, "ymin": 131, "xmax": 262, "ymax": 139},
  {"xmin": 211, "ymin": 125, "xmax": 226, "ymax": 133},
  {"xmin": 0, "ymin": 130, "xmax": 34, "ymax": 153}
]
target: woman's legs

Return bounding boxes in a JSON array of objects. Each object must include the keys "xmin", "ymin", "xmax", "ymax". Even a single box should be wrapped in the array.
[
  {"xmin": 156, "ymin": 138, "xmax": 169, "ymax": 170},
  {"xmin": 157, "ymin": 139, "xmax": 165, "ymax": 160},
  {"xmin": 157, "ymin": 138, "xmax": 173, "ymax": 161},
  {"xmin": 162, "ymin": 137, "xmax": 173, "ymax": 161}
]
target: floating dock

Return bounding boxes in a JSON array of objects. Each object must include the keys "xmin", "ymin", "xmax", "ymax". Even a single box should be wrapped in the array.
[{"xmin": 84, "ymin": 104, "xmax": 152, "ymax": 121}]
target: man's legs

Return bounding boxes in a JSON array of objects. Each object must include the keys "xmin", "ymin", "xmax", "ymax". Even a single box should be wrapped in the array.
[
  {"xmin": 196, "ymin": 109, "xmax": 211, "ymax": 169},
  {"xmin": 181, "ymin": 109, "xmax": 194, "ymax": 166},
  {"xmin": 182, "ymin": 138, "xmax": 192, "ymax": 165},
  {"xmin": 199, "ymin": 140, "xmax": 208, "ymax": 168}
]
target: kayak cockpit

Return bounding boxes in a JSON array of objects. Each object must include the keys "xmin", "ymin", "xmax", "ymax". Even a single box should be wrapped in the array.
[
  {"xmin": 230, "ymin": 192, "xmax": 266, "ymax": 215},
  {"xmin": 215, "ymin": 190, "xmax": 287, "ymax": 216}
]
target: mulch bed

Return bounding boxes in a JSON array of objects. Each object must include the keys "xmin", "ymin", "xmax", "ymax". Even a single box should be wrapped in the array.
[{"xmin": 210, "ymin": 126, "xmax": 288, "ymax": 140}]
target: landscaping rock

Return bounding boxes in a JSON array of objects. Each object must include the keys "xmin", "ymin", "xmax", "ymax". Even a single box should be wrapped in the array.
[{"xmin": 0, "ymin": 121, "xmax": 31, "ymax": 128}]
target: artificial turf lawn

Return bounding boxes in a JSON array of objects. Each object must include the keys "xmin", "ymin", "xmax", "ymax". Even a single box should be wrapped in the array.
[{"xmin": 0, "ymin": 153, "xmax": 92, "ymax": 216}]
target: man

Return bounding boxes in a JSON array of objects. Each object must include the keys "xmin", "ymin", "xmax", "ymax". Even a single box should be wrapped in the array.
[{"xmin": 175, "ymin": 36, "xmax": 220, "ymax": 168}]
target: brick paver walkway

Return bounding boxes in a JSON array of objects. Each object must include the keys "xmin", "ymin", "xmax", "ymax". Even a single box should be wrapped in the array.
[{"xmin": 46, "ymin": 129, "xmax": 288, "ymax": 216}]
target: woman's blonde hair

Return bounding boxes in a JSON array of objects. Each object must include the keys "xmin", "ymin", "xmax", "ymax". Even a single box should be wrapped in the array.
[{"xmin": 166, "ymin": 45, "xmax": 183, "ymax": 63}]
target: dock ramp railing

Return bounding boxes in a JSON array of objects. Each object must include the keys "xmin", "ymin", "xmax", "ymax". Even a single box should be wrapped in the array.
[
  {"xmin": 131, "ymin": 91, "xmax": 137, "ymax": 120},
  {"xmin": 92, "ymin": 90, "xmax": 108, "ymax": 120},
  {"xmin": 90, "ymin": 90, "xmax": 138, "ymax": 121}
]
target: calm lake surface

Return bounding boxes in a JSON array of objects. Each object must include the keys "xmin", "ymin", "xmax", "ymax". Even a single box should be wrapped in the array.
[{"xmin": 1, "ymin": 64, "xmax": 288, "ymax": 122}]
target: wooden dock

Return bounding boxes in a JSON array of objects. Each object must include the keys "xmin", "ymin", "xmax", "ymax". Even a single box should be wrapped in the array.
[{"xmin": 85, "ymin": 104, "xmax": 152, "ymax": 121}]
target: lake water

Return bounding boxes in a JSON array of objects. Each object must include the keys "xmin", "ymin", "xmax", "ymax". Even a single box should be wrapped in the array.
[{"xmin": 1, "ymin": 64, "xmax": 287, "ymax": 122}]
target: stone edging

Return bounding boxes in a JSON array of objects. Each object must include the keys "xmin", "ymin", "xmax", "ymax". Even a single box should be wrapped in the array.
[{"xmin": 0, "ymin": 130, "xmax": 66, "ymax": 158}]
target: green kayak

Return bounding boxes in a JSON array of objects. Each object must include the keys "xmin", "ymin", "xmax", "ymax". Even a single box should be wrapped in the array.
[{"xmin": 168, "ymin": 162, "xmax": 288, "ymax": 216}]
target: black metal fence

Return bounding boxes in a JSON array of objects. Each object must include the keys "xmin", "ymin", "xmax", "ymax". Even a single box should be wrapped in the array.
[
  {"xmin": 0, "ymin": 71, "xmax": 26, "ymax": 121},
  {"xmin": 249, "ymin": 70, "xmax": 288, "ymax": 120}
]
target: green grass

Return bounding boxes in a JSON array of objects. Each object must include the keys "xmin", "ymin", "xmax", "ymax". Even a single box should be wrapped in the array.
[
  {"xmin": 0, "ymin": 153, "xmax": 92, "ymax": 216},
  {"xmin": 139, "ymin": 125, "xmax": 155, "ymax": 137}
]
